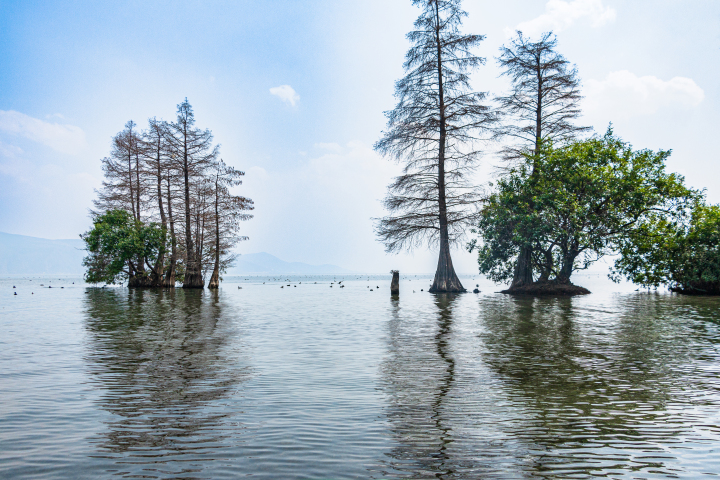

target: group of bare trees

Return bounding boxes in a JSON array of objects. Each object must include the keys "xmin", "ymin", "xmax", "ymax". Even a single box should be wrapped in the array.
[
  {"xmin": 93, "ymin": 99, "xmax": 253, "ymax": 288},
  {"xmin": 376, "ymin": 0, "xmax": 587, "ymax": 292}
]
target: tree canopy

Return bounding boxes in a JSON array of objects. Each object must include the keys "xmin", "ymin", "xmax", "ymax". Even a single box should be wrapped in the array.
[
  {"xmin": 613, "ymin": 202, "xmax": 720, "ymax": 294},
  {"xmin": 470, "ymin": 130, "xmax": 695, "ymax": 287},
  {"xmin": 81, "ymin": 210, "xmax": 167, "ymax": 285}
]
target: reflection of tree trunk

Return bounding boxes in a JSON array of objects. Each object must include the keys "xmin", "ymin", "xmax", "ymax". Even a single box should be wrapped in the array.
[
  {"xmin": 431, "ymin": 294, "xmax": 456, "ymax": 468},
  {"xmin": 378, "ymin": 293, "xmax": 459, "ymax": 477}
]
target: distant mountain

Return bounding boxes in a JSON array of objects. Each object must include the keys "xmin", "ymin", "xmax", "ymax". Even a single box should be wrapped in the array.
[
  {"xmin": 227, "ymin": 252, "xmax": 353, "ymax": 275},
  {"xmin": 0, "ymin": 232, "xmax": 86, "ymax": 275},
  {"xmin": 0, "ymin": 232, "xmax": 351, "ymax": 276}
]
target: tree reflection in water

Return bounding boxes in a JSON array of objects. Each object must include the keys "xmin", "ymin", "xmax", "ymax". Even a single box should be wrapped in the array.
[
  {"xmin": 377, "ymin": 294, "xmax": 468, "ymax": 479},
  {"xmin": 478, "ymin": 294, "xmax": 718, "ymax": 477},
  {"xmin": 375, "ymin": 292, "xmax": 720, "ymax": 479},
  {"xmin": 83, "ymin": 288, "xmax": 251, "ymax": 478}
]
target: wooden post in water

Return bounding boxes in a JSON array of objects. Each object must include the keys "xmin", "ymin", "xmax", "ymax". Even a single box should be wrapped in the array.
[{"xmin": 391, "ymin": 270, "xmax": 399, "ymax": 295}]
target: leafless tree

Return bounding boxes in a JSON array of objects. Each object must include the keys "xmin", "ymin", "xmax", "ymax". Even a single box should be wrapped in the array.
[
  {"xmin": 495, "ymin": 31, "xmax": 590, "ymax": 286},
  {"xmin": 141, "ymin": 118, "xmax": 173, "ymax": 286},
  {"xmin": 167, "ymin": 99, "xmax": 219, "ymax": 289},
  {"xmin": 207, "ymin": 160, "xmax": 254, "ymax": 289},
  {"xmin": 93, "ymin": 120, "xmax": 153, "ymax": 286},
  {"xmin": 375, "ymin": 0, "xmax": 495, "ymax": 293}
]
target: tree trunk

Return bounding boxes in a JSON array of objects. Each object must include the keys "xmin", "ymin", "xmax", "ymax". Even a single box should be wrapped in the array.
[
  {"xmin": 163, "ymin": 176, "xmax": 176, "ymax": 287},
  {"xmin": 429, "ymin": 4, "xmax": 464, "ymax": 294},
  {"xmin": 152, "ymin": 146, "xmax": 167, "ymax": 287},
  {"xmin": 208, "ymin": 173, "xmax": 221, "ymax": 289},
  {"xmin": 390, "ymin": 270, "xmax": 399, "ymax": 295},
  {"xmin": 511, "ymin": 246, "xmax": 534, "ymax": 287},
  {"xmin": 511, "ymin": 63, "xmax": 545, "ymax": 288},
  {"xmin": 556, "ymin": 250, "xmax": 577, "ymax": 285},
  {"xmin": 182, "ymin": 123, "xmax": 204, "ymax": 289}
]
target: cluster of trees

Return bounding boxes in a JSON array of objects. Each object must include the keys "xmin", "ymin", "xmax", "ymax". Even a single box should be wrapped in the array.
[
  {"xmin": 376, "ymin": 0, "xmax": 717, "ymax": 294},
  {"xmin": 82, "ymin": 99, "xmax": 253, "ymax": 289}
]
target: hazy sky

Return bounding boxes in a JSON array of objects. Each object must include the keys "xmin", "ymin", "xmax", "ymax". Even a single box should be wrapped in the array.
[{"xmin": 1, "ymin": 0, "xmax": 718, "ymax": 273}]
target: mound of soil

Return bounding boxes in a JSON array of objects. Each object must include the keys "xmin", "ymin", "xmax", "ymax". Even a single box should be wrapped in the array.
[{"xmin": 501, "ymin": 282, "xmax": 590, "ymax": 296}]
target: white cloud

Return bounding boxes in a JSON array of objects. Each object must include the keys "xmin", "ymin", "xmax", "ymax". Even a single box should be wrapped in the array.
[
  {"xmin": 0, "ymin": 110, "xmax": 86, "ymax": 154},
  {"xmin": 0, "ymin": 140, "xmax": 24, "ymax": 159},
  {"xmin": 585, "ymin": 70, "xmax": 704, "ymax": 118},
  {"xmin": 509, "ymin": 0, "xmax": 616, "ymax": 38},
  {"xmin": 314, "ymin": 142, "xmax": 343, "ymax": 153},
  {"xmin": 269, "ymin": 84, "xmax": 300, "ymax": 107}
]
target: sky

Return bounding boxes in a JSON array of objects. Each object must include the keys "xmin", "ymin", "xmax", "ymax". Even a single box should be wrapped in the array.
[{"xmin": 0, "ymin": 0, "xmax": 718, "ymax": 274}]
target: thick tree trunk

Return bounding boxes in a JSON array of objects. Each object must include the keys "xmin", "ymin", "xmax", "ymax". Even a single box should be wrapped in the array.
[
  {"xmin": 430, "ymin": 236, "xmax": 465, "ymax": 293},
  {"xmin": 429, "ymin": 3, "xmax": 464, "ymax": 294},
  {"xmin": 208, "ymin": 265, "xmax": 220, "ymax": 289},
  {"xmin": 512, "ymin": 246, "xmax": 534, "ymax": 287},
  {"xmin": 556, "ymin": 251, "xmax": 577, "ymax": 285}
]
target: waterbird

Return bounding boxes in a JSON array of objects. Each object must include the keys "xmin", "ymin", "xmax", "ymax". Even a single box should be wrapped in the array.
[
  {"xmin": 14, "ymin": 292, "xmax": 17, "ymax": 295},
  {"xmin": 473, "ymin": 288, "xmax": 480, "ymax": 294}
]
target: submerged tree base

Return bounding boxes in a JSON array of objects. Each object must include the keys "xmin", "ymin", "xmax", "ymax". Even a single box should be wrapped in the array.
[
  {"xmin": 501, "ymin": 281, "xmax": 590, "ymax": 296},
  {"xmin": 670, "ymin": 284, "xmax": 720, "ymax": 296}
]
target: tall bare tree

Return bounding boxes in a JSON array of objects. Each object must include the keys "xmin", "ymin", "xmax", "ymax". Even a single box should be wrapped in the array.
[
  {"xmin": 93, "ymin": 120, "xmax": 153, "ymax": 286},
  {"xmin": 141, "ymin": 118, "xmax": 172, "ymax": 286},
  {"xmin": 207, "ymin": 160, "xmax": 254, "ymax": 289},
  {"xmin": 495, "ymin": 31, "xmax": 590, "ymax": 286},
  {"xmin": 167, "ymin": 99, "xmax": 219, "ymax": 289},
  {"xmin": 375, "ymin": 0, "xmax": 495, "ymax": 293}
]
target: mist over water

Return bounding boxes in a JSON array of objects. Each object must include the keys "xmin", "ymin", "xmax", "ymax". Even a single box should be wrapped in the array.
[{"xmin": 1, "ymin": 274, "xmax": 720, "ymax": 479}]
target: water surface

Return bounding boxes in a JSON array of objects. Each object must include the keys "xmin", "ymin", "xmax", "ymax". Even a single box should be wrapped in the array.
[{"xmin": 2, "ymin": 274, "xmax": 719, "ymax": 478}]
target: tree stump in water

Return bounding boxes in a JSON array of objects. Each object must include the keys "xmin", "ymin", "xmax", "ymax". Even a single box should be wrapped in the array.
[{"xmin": 391, "ymin": 270, "xmax": 399, "ymax": 295}]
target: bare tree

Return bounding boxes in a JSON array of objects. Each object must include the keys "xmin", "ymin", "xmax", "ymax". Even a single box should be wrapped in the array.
[
  {"xmin": 207, "ymin": 160, "xmax": 254, "ymax": 289},
  {"xmin": 93, "ymin": 120, "xmax": 154, "ymax": 286},
  {"xmin": 375, "ymin": 0, "xmax": 495, "ymax": 293},
  {"xmin": 167, "ymin": 99, "xmax": 219, "ymax": 289},
  {"xmin": 141, "ymin": 118, "xmax": 172, "ymax": 286},
  {"xmin": 495, "ymin": 31, "xmax": 590, "ymax": 286}
]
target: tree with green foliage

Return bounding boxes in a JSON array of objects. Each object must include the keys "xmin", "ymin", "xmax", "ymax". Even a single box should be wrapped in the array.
[
  {"xmin": 613, "ymin": 202, "xmax": 720, "ymax": 294},
  {"xmin": 81, "ymin": 209, "xmax": 167, "ymax": 286},
  {"xmin": 470, "ymin": 130, "xmax": 694, "ymax": 291}
]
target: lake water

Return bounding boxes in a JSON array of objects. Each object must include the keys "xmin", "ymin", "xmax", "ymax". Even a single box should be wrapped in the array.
[{"xmin": 2, "ymin": 273, "xmax": 720, "ymax": 479}]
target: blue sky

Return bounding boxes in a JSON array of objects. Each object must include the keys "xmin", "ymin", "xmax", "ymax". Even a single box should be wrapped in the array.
[{"xmin": 1, "ymin": 0, "xmax": 718, "ymax": 273}]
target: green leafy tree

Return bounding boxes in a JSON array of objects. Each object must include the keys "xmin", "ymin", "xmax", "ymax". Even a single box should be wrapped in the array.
[
  {"xmin": 613, "ymin": 203, "xmax": 720, "ymax": 294},
  {"xmin": 81, "ymin": 209, "xmax": 167, "ymax": 285},
  {"xmin": 470, "ymin": 130, "xmax": 694, "ymax": 287}
]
